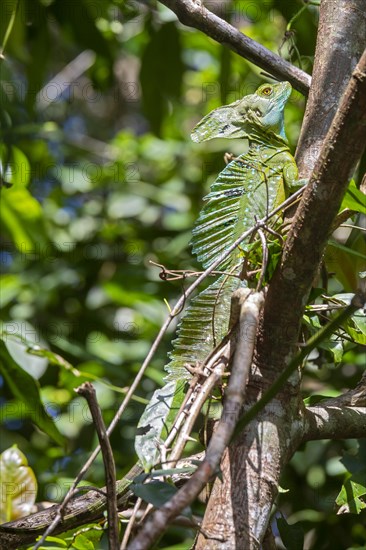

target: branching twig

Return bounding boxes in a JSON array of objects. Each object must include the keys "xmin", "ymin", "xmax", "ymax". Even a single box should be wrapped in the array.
[
  {"xmin": 149, "ymin": 261, "xmax": 240, "ymax": 282},
  {"xmin": 167, "ymin": 340, "xmax": 232, "ymax": 466},
  {"xmin": 127, "ymin": 290, "xmax": 265, "ymax": 550},
  {"xmin": 120, "ymin": 498, "xmax": 142, "ymax": 550},
  {"xmin": 75, "ymin": 383, "xmax": 119, "ymax": 549},
  {"xmin": 158, "ymin": 0, "xmax": 311, "ymax": 95}
]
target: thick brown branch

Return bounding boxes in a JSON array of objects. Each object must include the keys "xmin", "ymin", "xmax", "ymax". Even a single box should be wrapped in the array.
[
  {"xmin": 303, "ymin": 406, "xmax": 366, "ymax": 441},
  {"xmin": 158, "ymin": 0, "xmax": 310, "ymax": 95},
  {"xmin": 295, "ymin": 0, "xmax": 366, "ymax": 175},
  {"xmin": 258, "ymin": 48, "xmax": 366, "ymax": 384}
]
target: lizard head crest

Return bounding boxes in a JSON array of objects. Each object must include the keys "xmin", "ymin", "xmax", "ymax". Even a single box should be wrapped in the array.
[{"xmin": 191, "ymin": 81, "xmax": 292, "ymax": 143}]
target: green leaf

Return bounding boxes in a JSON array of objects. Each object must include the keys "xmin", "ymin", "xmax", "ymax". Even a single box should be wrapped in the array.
[
  {"xmin": 277, "ymin": 516, "xmax": 304, "ymax": 550},
  {"xmin": 1, "ymin": 326, "xmax": 48, "ymax": 380},
  {"xmin": 0, "ymin": 145, "xmax": 31, "ymax": 187},
  {"xmin": 72, "ymin": 533, "xmax": 95, "ymax": 550},
  {"xmin": 0, "ymin": 332, "xmax": 77, "ymax": 374},
  {"xmin": 340, "ymin": 180, "xmax": 366, "ymax": 214},
  {"xmin": 331, "ymin": 294, "xmax": 366, "ymax": 345},
  {"xmin": 131, "ymin": 480, "xmax": 178, "ymax": 507},
  {"xmin": 328, "ymin": 240, "xmax": 366, "ymax": 262},
  {"xmin": 336, "ymin": 472, "xmax": 366, "ymax": 515},
  {"xmin": 27, "ymin": 536, "xmax": 68, "ymax": 549},
  {"xmin": 135, "ymin": 380, "xmax": 186, "ymax": 471},
  {"xmin": 0, "ymin": 185, "xmax": 47, "ymax": 251},
  {"xmin": 0, "ymin": 0, "xmax": 19, "ymax": 58},
  {"xmin": 0, "ymin": 340, "xmax": 65, "ymax": 446},
  {"xmin": 0, "ymin": 445, "xmax": 37, "ymax": 524},
  {"xmin": 327, "ymin": 339, "xmax": 345, "ymax": 363},
  {"xmin": 0, "ymin": 275, "xmax": 20, "ymax": 308}
]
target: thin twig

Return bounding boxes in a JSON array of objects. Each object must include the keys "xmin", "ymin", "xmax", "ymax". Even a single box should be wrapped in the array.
[
  {"xmin": 75, "ymin": 382, "xmax": 119, "ymax": 549},
  {"xmin": 127, "ymin": 290, "xmax": 265, "ymax": 550},
  {"xmin": 120, "ymin": 498, "xmax": 142, "ymax": 549},
  {"xmin": 149, "ymin": 260, "xmax": 241, "ymax": 282},
  {"xmin": 0, "ymin": 0, "xmax": 20, "ymax": 59},
  {"xmin": 256, "ymin": 225, "xmax": 269, "ymax": 291},
  {"xmin": 32, "ymin": 187, "xmax": 304, "ymax": 548},
  {"xmin": 167, "ymin": 340, "xmax": 232, "ymax": 466},
  {"xmin": 340, "ymin": 223, "xmax": 366, "ymax": 232}
]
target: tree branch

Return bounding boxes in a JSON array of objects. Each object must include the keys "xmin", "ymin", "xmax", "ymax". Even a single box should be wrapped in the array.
[
  {"xmin": 75, "ymin": 383, "xmax": 119, "ymax": 550},
  {"xmin": 303, "ymin": 406, "xmax": 366, "ymax": 441},
  {"xmin": 295, "ymin": 0, "xmax": 366, "ymax": 175},
  {"xmin": 258, "ymin": 46, "xmax": 366, "ymax": 387},
  {"xmin": 158, "ymin": 0, "xmax": 311, "ymax": 95},
  {"xmin": 303, "ymin": 371, "xmax": 366, "ymax": 441},
  {"xmin": 232, "ymin": 291, "xmax": 366, "ymax": 439}
]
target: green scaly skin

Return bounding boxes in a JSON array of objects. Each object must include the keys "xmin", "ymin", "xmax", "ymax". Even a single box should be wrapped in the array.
[
  {"xmin": 0, "ymin": 82, "xmax": 304, "ymax": 547},
  {"xmin": 166, "ymin": 81, "xmax": 301, "ymax": 381}
]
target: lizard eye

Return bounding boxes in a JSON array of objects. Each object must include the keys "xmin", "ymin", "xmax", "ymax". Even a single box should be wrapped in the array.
[{"xmin": 261, "ymin": 87, "xmax": 272, "ymax": 96}]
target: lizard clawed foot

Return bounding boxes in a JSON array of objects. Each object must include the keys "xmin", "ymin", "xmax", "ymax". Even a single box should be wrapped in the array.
[
  {"xmin": 183, "ymin": 362, "xmax": 206, "ymax": 377},
  {"xmin": 224, "ymin": 152, "xmax": 235, "ymax": 165}
]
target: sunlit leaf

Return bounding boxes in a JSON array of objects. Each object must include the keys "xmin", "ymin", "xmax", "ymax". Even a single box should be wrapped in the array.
[
  {"xmin": 336, "ymin": 472, "xmax": 366, "ymax": 515},
  {"xmin": 1, "ymin": 326, "xmax": 48, "ymax": 380},
  {"xmin": 0, "ymin": 145, "xmax": 31, "ymax": 187},
  {"xmin": 72, "ymin": 533, "xmax": 95, "ymax": 550},
  {"xmin": 0, "ymin": 185, "xmax": 47, "ymax": 250},
  {"xmin": 26, "ymin": 536, "xmax": 68, "ymax": 549},
  {"xmin": 0, "ymin": 445, "xmax": 37, "ymax": 523},
  {"xmin": 340, "ymin": 180, "xmax": 366, "ymax": 214}
]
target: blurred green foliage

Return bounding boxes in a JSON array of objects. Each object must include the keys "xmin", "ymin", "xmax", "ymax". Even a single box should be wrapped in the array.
[{"xmin": 0, "ymin": 0, "xmax": 365, "ymax": 547}]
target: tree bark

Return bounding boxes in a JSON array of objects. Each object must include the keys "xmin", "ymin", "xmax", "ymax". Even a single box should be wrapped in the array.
[{"xmin": 295, "ymin": 0, "xmax": 366, "ymax": 176}]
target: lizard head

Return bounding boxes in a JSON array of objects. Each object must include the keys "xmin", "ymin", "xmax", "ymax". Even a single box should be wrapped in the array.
[{"xmin": 191, "ymin": 81, "xmax": 292, "ymax": 143}]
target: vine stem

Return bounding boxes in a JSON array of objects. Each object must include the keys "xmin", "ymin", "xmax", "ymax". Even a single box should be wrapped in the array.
[{"xmin": 0, "ymin": 0, "xmax": 20, "ymax": 59}]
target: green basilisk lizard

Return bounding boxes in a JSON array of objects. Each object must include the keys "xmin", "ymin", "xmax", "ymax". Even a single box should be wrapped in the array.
[{"xmin": 0, "ymin": 81, "xmax": 305, "ymax": 546}]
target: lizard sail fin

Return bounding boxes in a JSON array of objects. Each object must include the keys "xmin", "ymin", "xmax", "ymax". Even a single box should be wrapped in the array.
[
  {"xmin": 135, "ymin": 82, "xmax": 297, "ymax": 469},
  {"xmin": 191, "ymin": 154, "xmax": 270, "ymax": 269},
  {"xmin": 165, "ymin": 274, "xmax": 242, "ymax": 380}
]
